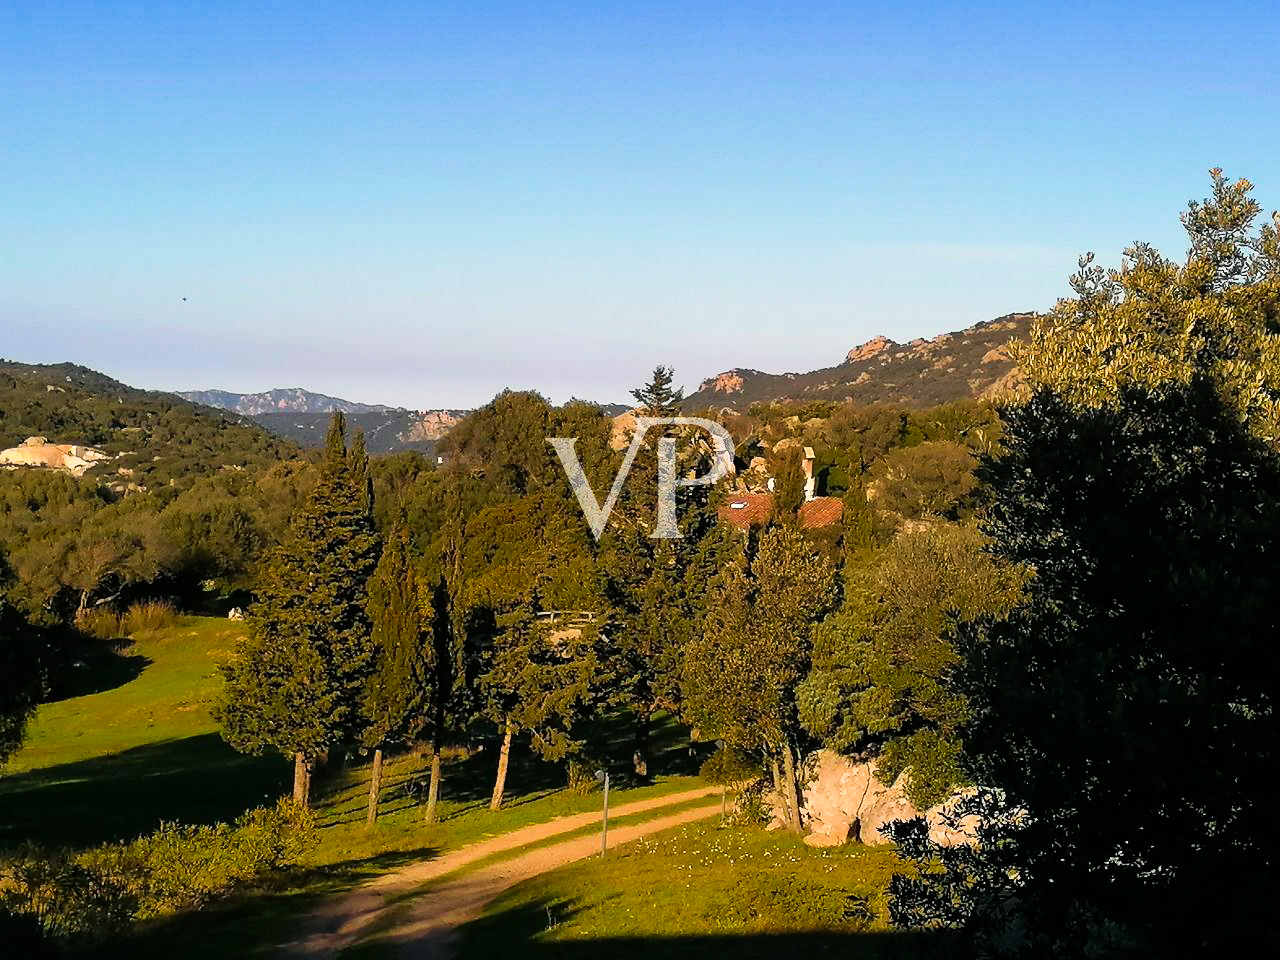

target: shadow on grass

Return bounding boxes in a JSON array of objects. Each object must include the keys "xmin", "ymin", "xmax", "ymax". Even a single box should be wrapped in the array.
[
  {"xmin": 52, "ymin": 651, "xmax": 153, "ymax": 701},
  {"xmin": 353, "ymin": 895, "xmax": 965, "ymax": 960},
  {"xmin": 0, "ymin": 733, "xmax": 289, "ymax": 849},
  {"xmin": 324, "ymin": 708, "xmax": 716, "ymax": 825}
]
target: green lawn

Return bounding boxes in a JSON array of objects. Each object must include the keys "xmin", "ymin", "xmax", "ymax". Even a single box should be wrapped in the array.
[
  {"xmin": 6, "ymin": 617, "xmax": 247, "ymax": 773},
  {"xmin": 0, "ymin": 617, "xmax": 289, "ymax": 848},
  {"xmin": 0, "ymin": 616, "xmax": 719, "ymax": 959},
  {"xmin": 450, "ymin": 821, "xmax": 961, "ymax": 960}
]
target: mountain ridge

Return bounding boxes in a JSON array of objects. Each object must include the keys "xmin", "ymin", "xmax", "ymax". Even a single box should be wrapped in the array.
[
  {"xmin": 683, "ymin": 312, "xmax": 1034, "ymax": 411},
  {"xmin": 177, "ymin": 387, "xmax": 394, "ymax": 416}
]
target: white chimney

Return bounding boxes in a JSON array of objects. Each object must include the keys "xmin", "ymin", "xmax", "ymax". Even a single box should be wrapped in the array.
[{"xmin": 802, "ymin": 446, "xmax": 816, "ymax": 501}]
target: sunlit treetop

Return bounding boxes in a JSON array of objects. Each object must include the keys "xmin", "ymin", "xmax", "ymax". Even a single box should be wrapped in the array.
[{"xmin": 1012, "ymin": 169, "xmax": 1280, "ymax": 442}]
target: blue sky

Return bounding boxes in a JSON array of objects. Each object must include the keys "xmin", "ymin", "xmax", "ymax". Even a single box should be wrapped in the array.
[{"xmin": 3, "ymin": 2, "xmax": 1278, "ymax": 408}]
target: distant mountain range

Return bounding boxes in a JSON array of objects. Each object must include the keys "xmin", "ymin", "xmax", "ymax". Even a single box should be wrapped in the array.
[
  {"xmin": 176, "ymin": 388, "xmax": 393, "ymax": 416},
  {"xmin": 682, "ymin": 313, "xmax": 1033, "ymax": 412},
  {"xmin": 1, "ymin": 311, "xmax": 1034, "ymax": 469},
  {"xmin": 176, "ymin": 387, "xmax": 470, "ymax": 454}
]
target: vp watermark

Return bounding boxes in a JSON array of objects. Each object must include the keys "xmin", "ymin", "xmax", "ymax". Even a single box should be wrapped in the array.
[{"xmin": 549, "ymin": 417, "xmax": 735, "ymax": 540}]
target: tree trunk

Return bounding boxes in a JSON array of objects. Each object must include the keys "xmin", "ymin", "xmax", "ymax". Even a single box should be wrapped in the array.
[
  {"xmin": 293, "ymin": 752, "xmax": 313, "ymax": 807},
  {"xmin": 425, "ymin": 744, "xmax": 443, "ymax": 823},
  {"xmin": 490, "ymin": 720, "xmax": 513, "ymax": 811},
  {"xmin": 632, "ymin": 707, "xmax": 652, "ymax": 783},
  {"xmin": 781, "ymin": 741, "xmax": 804, "ymax": 834},
  {"xmin": 770, "ymin": 754, "xmax": 789, "ymax": 826},
  {"xmin": 365, "ymin": 748, "xmax": 384, "ymax": 826}
]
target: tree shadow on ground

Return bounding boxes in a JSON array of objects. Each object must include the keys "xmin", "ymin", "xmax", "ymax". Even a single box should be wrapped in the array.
[
  {"xmin": 0, "ymin": 733, "xmax": 288, "ymax": 849},
  {"xmin": 364, "ymin": 894, "xmax": 966, "ymax": 960},
  {"xmin": 345, "ymin": 709, "xmax": 717, "ymax": 820},
  {"xmin": 45, "ymin": 634, "xmax": 153, "ymax": 702}
]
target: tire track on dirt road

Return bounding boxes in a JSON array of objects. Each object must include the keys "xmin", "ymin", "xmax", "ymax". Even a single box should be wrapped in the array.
[{"xmin": 281, "ymin": 784, "xmax": 721, "ymax": 959}]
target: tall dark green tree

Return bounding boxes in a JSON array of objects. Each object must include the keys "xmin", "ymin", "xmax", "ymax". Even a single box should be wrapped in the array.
[
  {"xmin": 600, "ymin": 369, "xmax": 730, "ymax": 780},
  {"xmin": 361, "ymin": 517, "xmax": 429, "ymax": 825},
  {"xmin": 682, "ymin": 526, "xmax": 839, "ymax": 832},
  {"xmin": 480, "ymin": 589, "xmax": 604, "ymax": 810},
  {"xmin": 890, "ymin": 174, "xmax": 1280, "ymax": 957},
  {"xmin": 215, "ymin": 413, "xmax": 380, "ymax": 805}
]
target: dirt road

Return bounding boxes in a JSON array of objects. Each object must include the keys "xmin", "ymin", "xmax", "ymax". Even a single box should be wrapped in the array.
[
  {"xmin": 281, "ymin": 784, "xmax": 722, "ymax": 959},
  {"xmin": 386, "ymin": 801, "xmax": 721, "ymax": 959}
]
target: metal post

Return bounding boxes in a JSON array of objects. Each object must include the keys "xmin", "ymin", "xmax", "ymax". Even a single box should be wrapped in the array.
[{"xmin": 600, "ymin": 772, "xmax": 610, "ymax": 857}]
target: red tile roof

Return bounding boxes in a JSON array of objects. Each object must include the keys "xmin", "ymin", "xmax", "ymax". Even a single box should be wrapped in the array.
[
  {"xmin": 720, "ymin": 492, "xmax": 774, "ymax": 529},
  {"xmin": 718, "ymin": 494, "xmax": 843, "ymax": 530},
  {"xmin": 800, "ymin": 496, "xmax": 844, "ymax": 529}
]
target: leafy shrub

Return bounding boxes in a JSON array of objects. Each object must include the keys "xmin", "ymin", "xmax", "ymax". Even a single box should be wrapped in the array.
[
  {"xmin": 74, "ymin": 601, "xmax": 179, "ymax": 640},
  {"xmin": 0, "ymin": 843, "xmax": 140, "ymax": 945},
  {"xmin": 729, "ymin": 778, "xmax": 770, "ymax": 827},
  {"xmin": 699, "ymin": 744, "xmax": 762, "ymax": 786},
  {"xmin": 566, "ymin": 756, "xmax": 604, "ymax": 795},
  {"xmin": 0, "ymin": 799, "xmax": 316, "ymax": 946}
]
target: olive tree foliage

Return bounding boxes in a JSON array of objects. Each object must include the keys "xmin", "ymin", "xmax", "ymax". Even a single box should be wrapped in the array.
[
  {"xmin": 868, "ymin": 441, "xmax": 976, "ymax": 523},
  {"xmin": 1013, "ymin": 169, "xmax": 1280, "ymax": 440},
  {"xmin": 480, "ymin": 589, "xmax": 608, "ymax": 808},
  {"xmin": 799, "ymin": 523, "xmax": 1022, "ymax": 808},
  {"xmin": 682, "ymin": 525, "xmax": 839, "ymax": 832},
  {"xmin": 888, "ymin": 172, "xmax": 1280, "ymax": 958}
]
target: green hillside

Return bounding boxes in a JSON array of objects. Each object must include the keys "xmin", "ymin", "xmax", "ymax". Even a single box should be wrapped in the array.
[{"xmin": 0, "ymin": 359, "xmax": 295, "ymax": 484}]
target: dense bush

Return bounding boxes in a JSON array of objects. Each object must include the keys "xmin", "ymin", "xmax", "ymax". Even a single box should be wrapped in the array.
[
  {"xmin": 0, "ymin": 799, "xmax": 316, "ymax": 947},
  {"xmin": 698, "ymin": 743, "xmax": 763, "ymax": 786}
]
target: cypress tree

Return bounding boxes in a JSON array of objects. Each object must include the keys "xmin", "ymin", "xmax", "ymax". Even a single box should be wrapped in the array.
[
  {"xmin": 772, "ymin": 446, "xmax": 806, "ymax": 522},
  {"xmin": 361, "ymin": 516, "xmax": 429, "ymax": 825},
  {"xmin": 480, "ymin": 588, "xmax": 603, "ymax": 810},
  {"xmin": 215, "ymin": 412, "xmax": 380, "ymax": 806}
]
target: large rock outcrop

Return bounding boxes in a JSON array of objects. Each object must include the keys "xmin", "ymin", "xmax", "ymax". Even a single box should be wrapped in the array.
[{"xmin": 774, "ymin": 749, "xmax": 978, "ymax": 848}]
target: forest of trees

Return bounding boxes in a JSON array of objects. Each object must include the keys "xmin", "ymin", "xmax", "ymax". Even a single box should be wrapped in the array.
[{"xmin": 2, "ymin": 171, "xmax": 1277, "ymax": 958}]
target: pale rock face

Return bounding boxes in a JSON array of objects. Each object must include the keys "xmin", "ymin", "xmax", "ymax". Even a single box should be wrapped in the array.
[
  {"xmin": 700, "ymin": 371, "xmax": 745, "ymax": 393},
  {"xmin": 800, "ymin": 751, "xmax": 878, "ymax": 848},
  {"xmin": 400, "ymin": 410, "xmax": 462, "ymax": 443},
  {"xmin": 856, "ymin": 769, "xmax": 919, "ymax": 844},
  {"xmin": 846, "ymin": 336, "xmax": 896, "ymax": 363},
  {"xmin": 0, "ymin": 438, "xmax": 111, "ymax": 477},
  {"xmin": 784, "ymin": 749, "xmax": 978, "ymax": 848},
  {"xmin": 608, "ymin": 410, "xmax": 639, "ymax": 451}
]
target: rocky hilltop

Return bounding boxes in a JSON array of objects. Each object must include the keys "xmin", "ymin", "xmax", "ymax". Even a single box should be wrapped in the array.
[{"xmin": 685, "ymin": 312, "xmax": 1034, "ymax": 411}]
